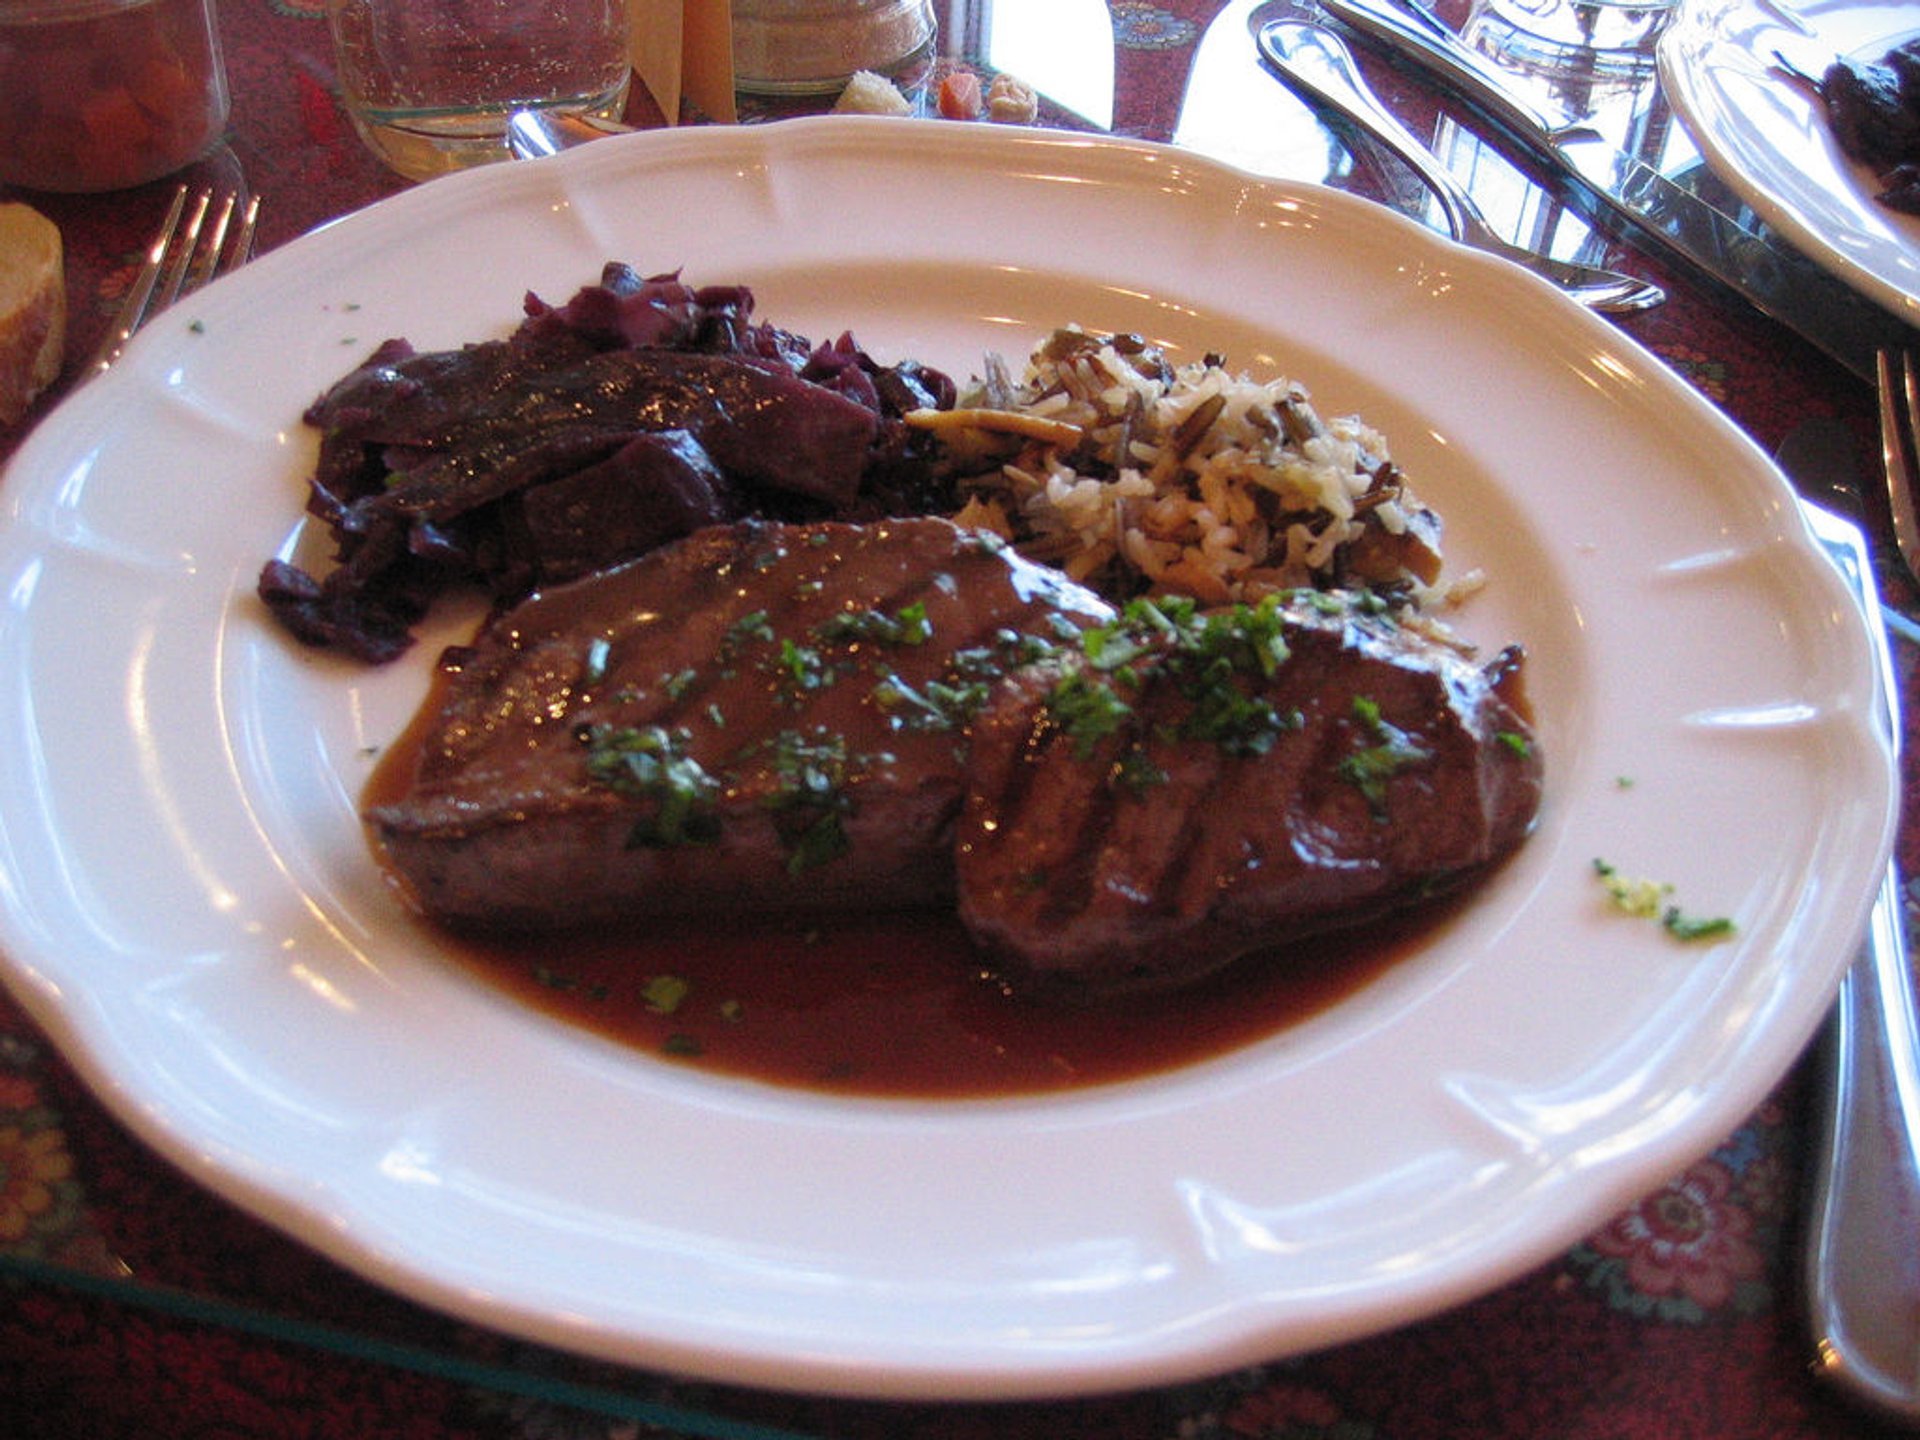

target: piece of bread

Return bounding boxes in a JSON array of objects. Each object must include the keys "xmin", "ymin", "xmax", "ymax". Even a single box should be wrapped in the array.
[{"xmin": 0, "ymin": 202, "xmax": 67, "ymax": 428}]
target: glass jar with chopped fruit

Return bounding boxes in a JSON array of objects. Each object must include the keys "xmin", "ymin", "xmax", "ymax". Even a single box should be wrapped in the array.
[{"xmin": 0, "ymin": 0, "xmax": 228, "ymax": 193}]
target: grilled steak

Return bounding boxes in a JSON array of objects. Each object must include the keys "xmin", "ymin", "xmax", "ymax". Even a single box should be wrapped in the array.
[
  {"xmin": 954, "ymin": 595, "xmax": 1543, "ymax": 992},
  {"xmin": 368, "ymin": 517, "xmax": 1111, "ymax": 928},
  {"xmin": 371, "ymin": 520, "xmax": 1542, "ymax": 994}
]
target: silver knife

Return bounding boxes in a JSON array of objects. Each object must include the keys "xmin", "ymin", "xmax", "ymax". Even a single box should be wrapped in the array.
[
  {"xmin": 1794, "ymin": 496, "xmax": 1920, "ymax": 1427},
  {"xmin": 1295, "ymin": 0, "xmax": 1917, "ymax": 381}
]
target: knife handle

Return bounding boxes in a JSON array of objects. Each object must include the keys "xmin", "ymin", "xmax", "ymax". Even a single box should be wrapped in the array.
[
  {"xmin": 1803, "ymin": 875, "xmax": 1920, "ymax": 1426},
  {"xmin": 1316, "ymin": 0, "xmax": 1568, "ymax": 146}
]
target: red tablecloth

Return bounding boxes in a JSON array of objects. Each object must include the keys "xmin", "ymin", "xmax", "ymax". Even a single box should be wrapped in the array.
[{"xmin": 0, "ymin": 4, "xmax": 1913, "ymax": 1438}]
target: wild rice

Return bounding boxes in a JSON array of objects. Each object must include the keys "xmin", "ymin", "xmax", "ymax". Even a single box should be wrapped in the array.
[{"xmin": 909, "ymin": 327, "xmax": 1457, "ymax": 612}]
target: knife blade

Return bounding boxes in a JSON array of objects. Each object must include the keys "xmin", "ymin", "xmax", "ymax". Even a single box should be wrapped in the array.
[{"xmin": 1300, "ymin": 0, "xmax": 1917, "ymax": 381}]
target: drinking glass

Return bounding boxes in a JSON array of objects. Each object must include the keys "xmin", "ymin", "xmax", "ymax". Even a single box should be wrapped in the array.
[{"xmin": 326, "ymin": 0, "xmax": 633, "ymax": 181}]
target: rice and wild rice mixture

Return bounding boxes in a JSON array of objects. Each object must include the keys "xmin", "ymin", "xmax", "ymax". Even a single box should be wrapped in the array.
[{"xmin": 908, "ymin": 327, "xmax": 1471, "ymax": 614}]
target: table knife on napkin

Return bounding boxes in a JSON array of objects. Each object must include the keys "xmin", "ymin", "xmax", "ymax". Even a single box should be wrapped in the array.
[
  {"xmin": 1786, "ymin": 483, "xmax": 1920, "ymax": 1426},
  {"xmin": 1290, "ymin": 0, "xmax": 1915, "ymax": 381}
]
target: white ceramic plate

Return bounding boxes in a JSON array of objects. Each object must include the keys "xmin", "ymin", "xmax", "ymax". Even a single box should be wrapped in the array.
[
  {"xmin": 1661, "ymin": 0, "xmax": 1920, "ymax": 324},
  {"xmin": 0, "ymin": 118, "xmax": 1895, "ymax": 1400}
]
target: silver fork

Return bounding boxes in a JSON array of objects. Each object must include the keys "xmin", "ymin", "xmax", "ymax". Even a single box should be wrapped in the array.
[
  {"xmin": 1878, "ymin": 349, "xmax": 1920, "ymax": 591},
  {"xmin": 85, "ymin": 184, "xmax": 260, "ymax": 378}
]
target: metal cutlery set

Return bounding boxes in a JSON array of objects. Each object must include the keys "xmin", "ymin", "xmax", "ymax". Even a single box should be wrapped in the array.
[
  {"xmin": 1256, "ymin": 19, "xmax": 1664, "ymax": 312},
  {"xmin": 1254, "ymin": 0, "xmax": 1916, "ymax": 381}
]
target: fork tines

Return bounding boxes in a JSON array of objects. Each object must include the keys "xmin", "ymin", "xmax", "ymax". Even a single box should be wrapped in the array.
[
  {"xmin": 86, "ymin": 183, "xmax": 260, "ymax": 378},
  {"xmin": 1876, "ymin": 349, "xmax": 1920, "ymax": 590}
]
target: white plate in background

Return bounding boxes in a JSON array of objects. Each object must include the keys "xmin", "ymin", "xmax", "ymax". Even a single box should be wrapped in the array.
[{"xmin": 1662, "ymin": 0, "xmax": 1920, "ymax": 323}]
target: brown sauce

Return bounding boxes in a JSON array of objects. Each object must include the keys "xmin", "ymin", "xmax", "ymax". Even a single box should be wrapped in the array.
[
  {"xmin": 396, "ymin": 903, "xmax": 1434, "ymax": 1097},
  {"xmin": 374, "ymin": 869, "xmax": 1443, "ymax": 1098},
  {"xmin": 366, "ymin": 659, "xmax": 1445, "ymax": 1099}
]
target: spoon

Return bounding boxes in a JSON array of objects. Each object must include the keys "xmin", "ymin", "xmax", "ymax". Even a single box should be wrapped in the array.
[{"xmin": 1257, "ymin": 21, "xmax": 1665, "ymax": 314}]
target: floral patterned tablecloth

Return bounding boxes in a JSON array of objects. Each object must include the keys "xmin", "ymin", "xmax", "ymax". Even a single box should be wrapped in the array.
[{"xmin": 0, "ymin": 3, "xmax": 1914, "ymax": 1437}]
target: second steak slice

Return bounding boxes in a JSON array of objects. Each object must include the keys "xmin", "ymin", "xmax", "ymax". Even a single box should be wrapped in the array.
[
  {"xmin": 954, "ymin": 595, "xmax": 1544, "ymax": 993},
  {"xmin": 369, "ymin": 517, "xmax": 1112, "ymax": 928}
]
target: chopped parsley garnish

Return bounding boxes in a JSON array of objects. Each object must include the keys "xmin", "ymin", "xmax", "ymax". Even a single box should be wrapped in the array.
[
  {"xmin": 953, "ymin": 629, "xmax": 1060, "ymax": 679},
  {"xmin": 1662, "ymin": 910, "xmax": 1737, "ymax": 942},
  {"xmin": 871, "ymin": 671, "xmax": 992, "ymax": 732},
  {"xmin": 785, "ymin": 818, "xmax": 848, "ymax": 874},
  {"xmin": 720, "ymin": 609, "xmax": 774, "ymax": 660},
  {"xmin": 1593, "ymin": 859, "xmax": 1736, "ymax": 943},
  {"xmin": 1592, "ymin": 858, "xmax": 1667, "ymax": 917},
  {"xmin": 814, "ymin": 600, "xmax": 933, "ymax": 648},
  {"xmin": 1047, "ymin": 669, "xmax": 1133, "ymax": 756},
  {"xmin": 758, "ymin": 727, "xmax": 868, "ymax": 873},
  {"xmin": 1496, "ymin": 730, "xmax": 1531, "ymax": 758},
  {"xmin": 1336, "ymin": 694, "xmax": 1431, "ymax": 810},
  {"xmin": 581, "ymin": 725, "xmax": 722, "ymax": 848},
  {"xmin": 1063, "ymin": 595, "xmax": 1301, "ymax": 758},
  {"xmin": 768, "ymin": 638, "xmax": 833, "ymax": 702},
  {"xmin": 640, "ymin": 973, "xmax": 690, "ymax": 1015},
  {"xmin": 1115, "ymin": 747, "xmax": 1168, "ymax": 794},
  {"xmin": 1082, "ymin": 621, "xmax": 1154, "ymax": 673},
  {"xmin": 1183, "ymin": 681, "xmax": 1297, "ymax": 756}
]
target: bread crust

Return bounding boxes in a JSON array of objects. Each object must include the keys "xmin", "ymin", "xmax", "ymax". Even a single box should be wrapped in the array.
[{"xmin": 0, "ymin": 203, "xmax": 67, "ymax": 427}]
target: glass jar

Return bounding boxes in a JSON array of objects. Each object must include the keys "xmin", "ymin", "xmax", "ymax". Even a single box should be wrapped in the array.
[
  {"xmin": 730, "ymin": 0, "xmax": 935, "ymax": 96},
  {"xmin": 0, "ymin": 0, "xmax": 229, "ymax": 193}
]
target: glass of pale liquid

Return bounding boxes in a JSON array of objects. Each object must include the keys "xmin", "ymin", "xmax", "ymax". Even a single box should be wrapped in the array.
[{"xmin": 326, "ymin": 0, "xmax": 632, "ymax": 181}]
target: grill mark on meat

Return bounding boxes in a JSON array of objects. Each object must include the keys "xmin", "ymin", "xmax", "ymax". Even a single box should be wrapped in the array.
[
  {"xmin": 1036, "ymin": 743, "xmax": 1124, "ymax": 932},
  {"xmin": 1144, "ymin": 744, "xmax": 1231, "ymax": 922}
]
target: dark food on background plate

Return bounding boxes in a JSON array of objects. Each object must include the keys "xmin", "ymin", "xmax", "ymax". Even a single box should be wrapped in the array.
[
  {"xmin": 1809, "ymin": 36, "xmax": 1920, "ymax": 214},
  {"xmin": 265, "ymin": 265, "xmax": 1542, "ymax": 996}
]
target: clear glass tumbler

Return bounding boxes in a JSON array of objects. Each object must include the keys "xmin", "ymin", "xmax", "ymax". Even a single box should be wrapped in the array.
[{"xmin": 326, "ymin": 0, "xmax": 634, "ymax": 182}]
